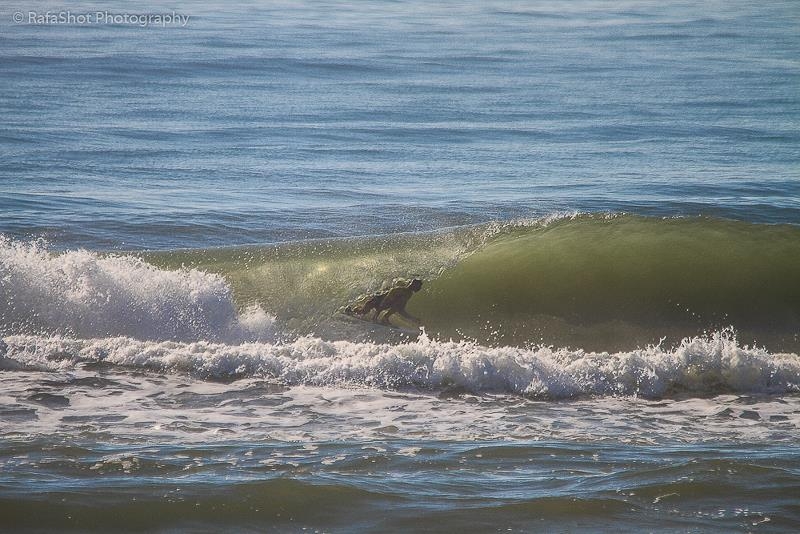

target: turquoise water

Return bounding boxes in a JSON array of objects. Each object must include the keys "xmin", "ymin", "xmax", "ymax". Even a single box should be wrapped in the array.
[{"xmin": 1, "ymin": 0, "xmax": 799, "ymax": 531}]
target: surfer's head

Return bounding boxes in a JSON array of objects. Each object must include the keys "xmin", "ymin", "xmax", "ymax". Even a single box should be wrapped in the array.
[{"xmin": 409, "ymin": 278, "xmax": 423, "ymax": 292}]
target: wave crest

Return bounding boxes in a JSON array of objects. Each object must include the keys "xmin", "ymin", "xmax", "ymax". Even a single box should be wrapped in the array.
[{"xmin": 0, "ymin": 237, "xmax": 274, "ymax": 342}]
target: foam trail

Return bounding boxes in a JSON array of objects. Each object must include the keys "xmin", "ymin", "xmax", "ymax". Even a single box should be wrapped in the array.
[
  {"xmin": 2, "ymin": 331, "xmax": 798, "ymax": 399},
  {"xmin": 0, "ymin": 237, "xmax": 274, "ymax": 342}
]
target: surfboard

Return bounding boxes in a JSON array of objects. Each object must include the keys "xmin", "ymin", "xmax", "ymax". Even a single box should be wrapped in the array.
[{"xmin": 336, "ymin": 309, "xmax": 421, "ymax": 338}]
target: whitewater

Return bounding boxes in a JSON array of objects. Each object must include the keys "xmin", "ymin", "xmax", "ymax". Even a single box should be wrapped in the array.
[{"xmin": 4, "ymin": 331, "xmax": 800, "ymax": 399}]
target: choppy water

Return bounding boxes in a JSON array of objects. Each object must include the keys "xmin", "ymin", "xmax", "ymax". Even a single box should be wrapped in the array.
[{"xmin": 1, "ymin": 0, "xmax": 799, "ymax": 531}]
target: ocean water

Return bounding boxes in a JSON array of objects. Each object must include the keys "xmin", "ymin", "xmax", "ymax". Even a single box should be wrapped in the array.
[{"xmin": 1, "ymin": 0, "xmax": 799, "ymax": 532}]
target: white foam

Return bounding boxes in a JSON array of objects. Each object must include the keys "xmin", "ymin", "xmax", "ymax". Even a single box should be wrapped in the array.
[
  {"xmin": 2, "ymin": 331, "xmax": 797, "ymax": 399},
  {"xmin": 0, "ymin": 237, "xmax": 275, "ymax": 342}
]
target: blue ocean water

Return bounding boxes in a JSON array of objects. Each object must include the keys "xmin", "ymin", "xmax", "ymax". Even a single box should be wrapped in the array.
[
  {"xmin": 1, "ymin": 0, "xmax": 798, "ymax": 249},
  {"xmin": 1, "ymin": 1, "xmax": 800, "ymax": 532}
]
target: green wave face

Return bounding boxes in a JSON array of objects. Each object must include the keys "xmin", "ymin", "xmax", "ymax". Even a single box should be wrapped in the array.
[
  {"xmin": 144, "ymin": 215, "xmax": 800, "ymax": 351},
  {"xmin": 409, "ymin": 216, "xmax": 800, "ymax": 350},
  {"xmin": 143, "ymin": 228, "xmax": 486, "ymax": 342}
]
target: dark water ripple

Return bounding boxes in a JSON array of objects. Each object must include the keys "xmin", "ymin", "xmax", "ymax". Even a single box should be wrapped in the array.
[{"xmin": 1, "ymin": 440, "xmax": 798, "ymax": 532}]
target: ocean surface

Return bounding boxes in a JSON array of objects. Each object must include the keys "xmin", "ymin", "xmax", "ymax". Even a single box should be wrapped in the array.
[{"xmin": 1, "ymin": 0, "xmax": 799, "ymax": 531}]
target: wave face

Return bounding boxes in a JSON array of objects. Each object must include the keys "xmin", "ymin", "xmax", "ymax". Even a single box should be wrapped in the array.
[
  {"xmin": 142, "ymin": 214, "xmax": 800, "ymax": 352},
  {"xmin": 2, "ymin": 331, "xmax": 798, "ymax": 399},
  {"xmin": 2, "ymin": 214, "xmax": 800, "ymax": 353},
  {"xmin": 412, "ymin": 215, "xmax": 800, "ymax": 350}
]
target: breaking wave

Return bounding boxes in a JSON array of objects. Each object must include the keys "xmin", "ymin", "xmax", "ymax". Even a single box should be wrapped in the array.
[
  {"xmin": 0, "ymin": 237, "xmax": 275, "ymax": 343},
  {"xmin": 1, "ymin": 331, "xmax": 798, "ymax": 399},
  {"xmin": 2, "ymin": 214, "xmax": 800, "ymax": 352}
]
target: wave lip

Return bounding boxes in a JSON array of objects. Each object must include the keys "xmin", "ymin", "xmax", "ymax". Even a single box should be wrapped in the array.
[
  {"xmin": 0, "ymin": 237, "xmax": 274, "ymax": 343},
  {"xmin": 2, "ymin": 331, "xmax": 798, "ymax": 399}
]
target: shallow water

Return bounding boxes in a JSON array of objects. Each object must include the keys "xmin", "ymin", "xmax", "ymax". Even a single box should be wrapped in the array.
[{"xmin": 1, "ymin": 0, "xmax": 799, "ymax": 531}]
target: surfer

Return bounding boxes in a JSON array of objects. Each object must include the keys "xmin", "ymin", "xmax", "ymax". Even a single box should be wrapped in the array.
[{"xmin": 344, "ymin": 278, "xmax": 423, "ymax": 326}]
